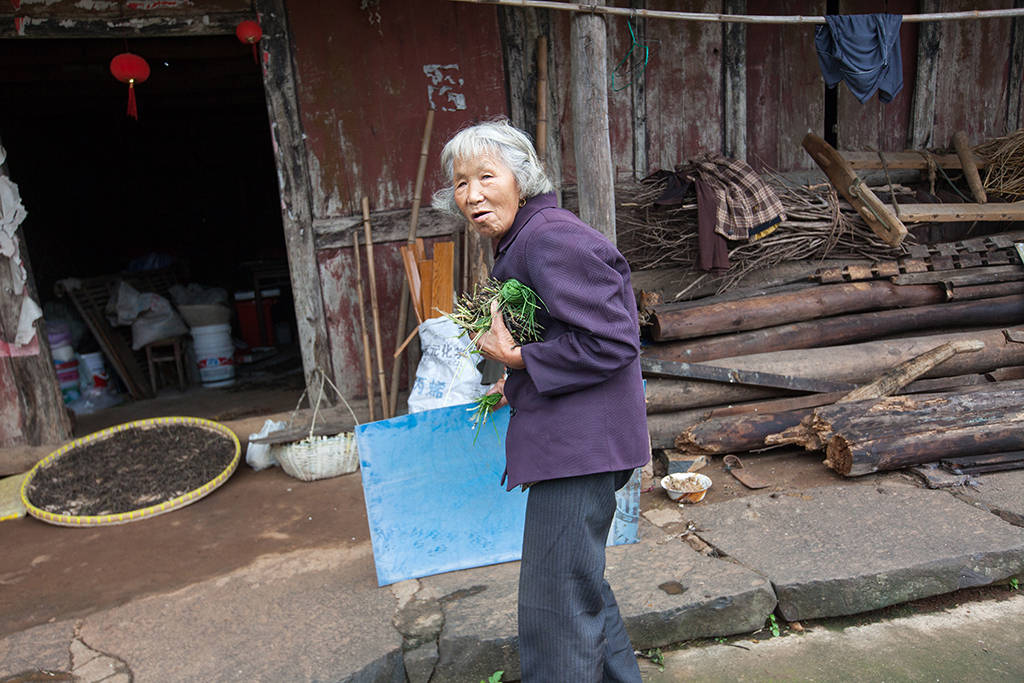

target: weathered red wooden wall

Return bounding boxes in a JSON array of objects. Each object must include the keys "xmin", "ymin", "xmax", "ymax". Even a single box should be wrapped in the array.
[
  {"xmin": 929, "ymin": 0, "xmax": 1018, "ymax": 144},
  {"xmin": 835, "ymin": 0, "xmax": 919, "ymax": 151},
  {"xmin": 285, "ymin": 0, "xmax": 1023, "ymax": 400},
  {"xmin": 285, "ymin": 0, "xmax": 506, "ymax": 398}
]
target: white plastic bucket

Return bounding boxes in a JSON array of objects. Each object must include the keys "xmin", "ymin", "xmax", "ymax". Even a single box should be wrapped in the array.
[
  {"xmin": 191, "ymin": 323, "xmax": 236, "ymax": 388},
  {"xmin": 80, "ymin": 351, "xmax": 108, "ymax": 387}
]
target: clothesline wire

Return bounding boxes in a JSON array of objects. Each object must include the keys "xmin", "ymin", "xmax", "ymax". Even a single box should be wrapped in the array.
[{"xmin": 450, "ymin": 0, "xmax": 1024, "ymax": 25}]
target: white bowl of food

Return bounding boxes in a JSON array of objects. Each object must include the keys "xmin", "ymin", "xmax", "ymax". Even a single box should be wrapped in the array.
[{"xmin": 660, "ymin": 473, "xmax": 712, "ymax": 504}]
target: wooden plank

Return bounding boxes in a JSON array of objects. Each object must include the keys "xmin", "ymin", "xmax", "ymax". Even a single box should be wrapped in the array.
[
  {"xmin": 640, "ymin": 357, "xmax": 858, "ymax": 393},
  {"xmin": 896, "ymin": 203, "xmax": 1024, "ymax": 223},
  {"xmin": 842, "ymin": 150, "xmax": 987, "ymax": 170},
  {"xmin": 418, "ymin": 259, "xmax": 434, "ymax": 319},
  {"xmin": 802, "ymin": 133, "xmax": 907, "ymax": 247},
  {"xmin": 430, "ymin": 242, "xmax": 455, "ymax": 316},
  {"xmin": 399, "ymin": 246, "xmax": 424, "ymax": 324}
]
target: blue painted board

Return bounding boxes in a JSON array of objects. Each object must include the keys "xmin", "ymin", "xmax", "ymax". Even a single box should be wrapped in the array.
[{"xmin": 356, "ymin": 403, "xmax": 639, "ymax": 587}]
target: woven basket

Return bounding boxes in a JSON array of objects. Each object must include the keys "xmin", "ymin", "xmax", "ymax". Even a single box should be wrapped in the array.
[{"xmin": 272, "ymin": 432, "xmax": 359, "ymax": 482}]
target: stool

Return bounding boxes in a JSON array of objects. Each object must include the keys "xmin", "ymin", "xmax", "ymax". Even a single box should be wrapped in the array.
[{"xmin": 145, "ymin": 337, "xmax": 187, "ymax": 394}]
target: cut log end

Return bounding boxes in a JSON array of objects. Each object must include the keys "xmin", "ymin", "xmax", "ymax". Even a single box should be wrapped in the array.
[{"xmin": 824, "ymin": 436, "xmax": 854, "ymax": 476}]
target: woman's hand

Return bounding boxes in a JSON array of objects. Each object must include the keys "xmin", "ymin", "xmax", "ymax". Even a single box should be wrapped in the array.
[
  {"xmin": 485, "ymin": 377, "xmax": 509, "ymax": 409},
  {"xmin": 474, "ymin": 300, "xmax": 526, "ymax": 370}
]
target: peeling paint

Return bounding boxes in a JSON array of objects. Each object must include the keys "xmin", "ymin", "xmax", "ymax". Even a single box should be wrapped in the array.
[
  {"xmin": 124, "ymin": 0, "xmax": 193, "ymax": 10},
  {"xmin": 20, "ymin": 0, "xmax": 62, "ymax": 7},
  {"xmin": 74, "ymin": 0, "xmax": 118, "ymax": 10},
  {"xmin": 423, "ymin": 64, "xmax": 466, "ymax": 112}
]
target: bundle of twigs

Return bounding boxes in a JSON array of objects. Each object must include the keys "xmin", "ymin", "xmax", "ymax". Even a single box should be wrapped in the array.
[
  {"xmin": 615, "ymin": 172, "xmax": 916, "ymax": 290},
  {"xmin": 976, "ymin": 129, "xmax": 1024, "ymax": 199}
]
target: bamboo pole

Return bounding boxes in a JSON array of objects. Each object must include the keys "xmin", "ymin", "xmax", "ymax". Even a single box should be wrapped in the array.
[
  {"xmin": 352, "ymin": 232, "xmax": 375, "ymax": 421},
  {"xmin": 388, "ymin": 110, "xmax": 435, "ymax": 416},
  {"xmin": 536, "ymin": 35, "xmax": 548, "ymax": 165},
  {"xmin": 362, "ymin": 197, "xmax": 390, "ymax": 419},
  {"xmin": 450, "ymin": 0, "xmax": 1024, "ymax": 24}
]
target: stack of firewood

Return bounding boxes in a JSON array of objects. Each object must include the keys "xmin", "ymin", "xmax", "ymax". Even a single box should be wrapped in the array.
[{"xmin": 640, "ymin": 229, "xmax": 1024, "ymax": 478}]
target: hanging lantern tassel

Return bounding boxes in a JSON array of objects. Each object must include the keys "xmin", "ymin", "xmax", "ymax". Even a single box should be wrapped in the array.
[
  {"xmin": 110, "ymin": 53, "xmax": 150, "ymax": 121},
  {"xmin": 235, "ymin": 20, "xmax": 263, "ymax": 64}
]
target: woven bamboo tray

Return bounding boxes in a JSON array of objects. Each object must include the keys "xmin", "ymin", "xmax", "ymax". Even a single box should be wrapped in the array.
[{"xmin": 20, "ymin": 416, "xmax": 240, "ymax": 527}]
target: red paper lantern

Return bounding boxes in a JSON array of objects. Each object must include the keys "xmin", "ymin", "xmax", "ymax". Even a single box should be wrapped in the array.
[
  {"xmin": 109, "ymin": 53, "xmax": 150, "ymax": 120},
  {"xmin": 235, "ymin": 20, "xmax": 263, "ymax": 63}
]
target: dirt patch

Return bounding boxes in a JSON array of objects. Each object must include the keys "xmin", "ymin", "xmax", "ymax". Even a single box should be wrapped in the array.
[{"xmin": 26, "ymin": 425, "xmax": 235, "ymax": 517}]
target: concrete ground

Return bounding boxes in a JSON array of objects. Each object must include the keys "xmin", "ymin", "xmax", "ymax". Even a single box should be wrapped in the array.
[
  {"xmin": 643, "ymin": 591, "xmax": 1024, "ymax": 682},
  {"xmin": 1, "ymin": 361, "xmax": 1023, "ymax": 682}
]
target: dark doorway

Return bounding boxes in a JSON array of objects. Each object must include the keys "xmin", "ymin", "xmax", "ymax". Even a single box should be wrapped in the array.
[{"xmin": 0, "ymin": 35, "xmax": 286, "ymax": 302}]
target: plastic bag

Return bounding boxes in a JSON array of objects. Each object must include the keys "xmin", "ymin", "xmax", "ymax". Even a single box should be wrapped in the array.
[
  {"xmin": 246, "ymin": 418, "xmax": 288, "ymax": 470},
  {"xmin": 407, "ymin": 316, "xmax": 486, "ymax": 414},
  {"xmin": 106, "ymin": 281, "xmax": 188, "ymax": 349},
  {"xmin": 67, "ymin": 386, "xmax": 124, "ymax": 416}
]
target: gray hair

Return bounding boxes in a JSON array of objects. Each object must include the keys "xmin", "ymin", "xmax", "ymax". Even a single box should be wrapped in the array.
[{"xmin": 431, "ymin": 118, "xmax": 554, "ymax": 217}]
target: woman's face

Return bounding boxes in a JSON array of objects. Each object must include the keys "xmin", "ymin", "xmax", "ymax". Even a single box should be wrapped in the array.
[{"xmin": 452, "ymin": 152, "xmax": 521, "ymax": 240}]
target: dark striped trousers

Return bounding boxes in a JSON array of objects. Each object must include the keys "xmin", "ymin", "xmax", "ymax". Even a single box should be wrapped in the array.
[{"xmin": 517, "ymin": 469, "xmax": 641, "ymax": 682}]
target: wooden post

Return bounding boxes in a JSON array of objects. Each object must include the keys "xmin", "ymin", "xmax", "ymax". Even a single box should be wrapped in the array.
[
  {"xmin": 0, "ymin": 146, "xmax": 71, "ymax": 446},
  {"xmin": 536, "ymin": 35, "xmax": 549, "ymax": 164},
  {"xmin": 952, "ymin": 131, "xmax": 987, "ymax": 203},
  {"xmin": 1008, "ymin": 0, "xmax": 1024, "ymax": 132},
  {"xmin": 254, "ymin": 0, "xmax": 334, "ymax": 398},
  {"xmin": 908, "ymin": 0, "xmax": 942, "ymax": 150},
  {"xmin": 629, "ymin": 0, "xmax": 648, "ymax": 179},
  {"xmin": 721, "ymin": 0, "xmax": 747, "ymax": 160},
  {"xmin": 571, "ymin": 1, "xmax": 617, "ymax": 242}
]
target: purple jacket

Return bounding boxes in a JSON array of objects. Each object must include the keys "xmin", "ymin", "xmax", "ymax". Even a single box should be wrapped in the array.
[{"xmin": 492, "ymin": 193, "xmax": 650, "ymax": 490}]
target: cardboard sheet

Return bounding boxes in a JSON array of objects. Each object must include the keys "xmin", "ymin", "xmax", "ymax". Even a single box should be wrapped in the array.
[{"xmin": 356, "ymin": 403, "xmax": 639, "ymax": 586}]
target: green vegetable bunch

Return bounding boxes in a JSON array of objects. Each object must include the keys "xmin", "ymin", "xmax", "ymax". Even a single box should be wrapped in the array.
[
  {"xmin": 468, "ymin": 392, "xmax": 504, "ymax": 444},
  {"xmin": 447, "ymin": 278, "xmax": 545, "ymax": 347}
]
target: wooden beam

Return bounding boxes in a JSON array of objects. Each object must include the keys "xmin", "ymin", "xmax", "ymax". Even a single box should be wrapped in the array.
[
  {"xmin": 0, "ymin": 12, "xmax": 254, "ymax": 39},
  {"xmin": 842, "ymin": 150, "xmax": 986, "ymax": 170},
  {"xmin": 896, "ymin": 203, "xmax": 1024, "ymax": 223},
  {"xmin": 721, "ymin": 0, "xmax": 746, "ymax": 160},
  {"xmin": 254, "ymin": 0, "xmax": 334, "ymax": 398},
  {"xmin": 802, "ymin": 133, "xmax": 907, "ymax": 247},
  {"xmin": 571, "ymin": 0, "xmax": 616, "ymax": 242}
]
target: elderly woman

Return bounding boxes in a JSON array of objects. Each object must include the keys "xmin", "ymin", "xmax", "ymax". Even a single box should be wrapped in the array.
[{"xmin": 433, "ymin": 118, "xmax": 649, "ymax": 682}]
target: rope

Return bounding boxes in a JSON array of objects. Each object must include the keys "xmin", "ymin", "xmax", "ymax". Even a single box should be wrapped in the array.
[
  {"xmin": 611, "ymin": 18, "xmax": 650, "ymax": 92},
  {"xmin": 871, "ymin": 147, "xmax": 900, "ymax": 214}
]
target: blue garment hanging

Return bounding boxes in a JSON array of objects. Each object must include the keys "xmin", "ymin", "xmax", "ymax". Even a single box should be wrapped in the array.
[{"xmin": 815, "ymin": 13, "xmax": 904, "ymax": 103}]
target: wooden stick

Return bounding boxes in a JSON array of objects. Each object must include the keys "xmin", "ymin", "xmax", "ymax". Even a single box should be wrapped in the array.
[
  {"xmin": 837, "ymin": 340, "xmax": 985, "ymax": 403},
  {"xmin": 352, "ymin": 232, "xmax": 376, "ymax": 421},
  {"xmin": 389, "ymin": 110, "xmax": 435, "ymax": 416},
  {"xmin": 449, "ymin": 0, "xmax": 1024, "ymax": 24},
  {"xmin": 953, "ymin": 130, "xmax": 988, "ymax": 203},
  {"xmin": 362, "ymin": 197, "xmax": 390, "ymax": 418},
  {"xmin": 536, "ymin": 35, "xmax": 548, "ymax": 164},
  {"xmin": 393, "ymin": 325, "xmax": 420, "ymax": 359}
]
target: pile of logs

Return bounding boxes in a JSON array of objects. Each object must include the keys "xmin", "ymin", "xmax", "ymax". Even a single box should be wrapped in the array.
[{"xmin": 640, "ymin": 229, "xmax": 1024, "ymax": 478}]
